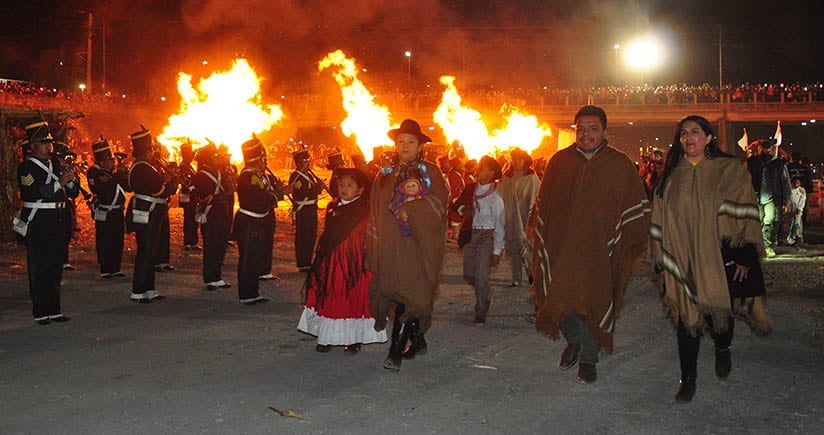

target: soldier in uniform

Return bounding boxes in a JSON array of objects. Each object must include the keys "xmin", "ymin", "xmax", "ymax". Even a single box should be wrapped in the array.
[
  {"xmin": 16, "ymin": 120, "xmax": 78, "ymax": 324},
  {"xmin": 233, "ymin": 136, "xmax": 287, "ymax": 304},
  {"xmin": 326, "ymin": 150, "xmax": 345, "ymax": 199},
  {"xmin": 289, "ymin": 148, "xmax": 326, "ymax": 272},
  {"xmin": 193, "ymin": 143, "xmax": 232, "ymax": 290},
  {"xmin": 52, "ymin": 142, "xmax": 81, "ymax": 271},
  {"xmin": 178, "ymin": 142, "xmax": 200, "ymax": 251},
  {"xmin": 86, "ymin": 138, "xmax": 128, "ymax": 278},
  {"xmin": 151, "ymin": 144, "xmax": 177, "ymax": 271},
  {"xmin": 125, "ymin": 127, "xmax": 177, "ymax": 303}
]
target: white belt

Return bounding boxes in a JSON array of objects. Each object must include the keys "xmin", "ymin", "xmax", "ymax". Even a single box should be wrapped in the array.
[
  {"xmin": 23, "ymin": 201, "xmax": 65, "ymax": 209},
  {"xmin": 133, "ymin": 194, "xmax": 167, "ymax": 205},
  {"xmin": 295, "ymin": 199, "xmax": 317, "ymax": 205},
  {"xmin": 238, "ymin": 208, "xmax": 269, "ymax": 218},
  {"xmin": 97, "ymin": 204, "xmax": 122, "ymax": 210}
]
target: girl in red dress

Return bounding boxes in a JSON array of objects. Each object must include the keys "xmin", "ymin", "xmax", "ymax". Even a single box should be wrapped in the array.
[{"xmin": 298, "ymin": 169, "xmax": 387, "ymax": 353}]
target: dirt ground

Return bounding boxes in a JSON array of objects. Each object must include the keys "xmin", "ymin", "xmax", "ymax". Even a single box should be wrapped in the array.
[{"xmin": 1, "ymin": 204, "xmax": 823, "ymax": 434}]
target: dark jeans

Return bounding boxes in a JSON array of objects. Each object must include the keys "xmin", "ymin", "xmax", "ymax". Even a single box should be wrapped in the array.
[{"xmin": 561, "ymin": 315, "xmax": 601, "ymax": 365}]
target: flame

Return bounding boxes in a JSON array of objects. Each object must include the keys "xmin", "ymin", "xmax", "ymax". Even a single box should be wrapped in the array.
[
  {"xmin": 158, "ymin": 58, "xmax": 283, "ymax": 164},
  {"xmin": 433, "ymin": 76, "xmax": 551, "ymax": 160},
  {"xmin": 318, "ymin": 50, "xmax": 394, "ymax": 156}
]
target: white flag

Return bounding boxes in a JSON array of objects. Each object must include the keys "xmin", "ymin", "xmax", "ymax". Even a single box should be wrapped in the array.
[
  {"xmin": 737, "ymin": 128, "xmax": 749, "ymax": 152},
  {"xmin": 773, "ymin": 120, "xmax": 782, "ymax": 147}
]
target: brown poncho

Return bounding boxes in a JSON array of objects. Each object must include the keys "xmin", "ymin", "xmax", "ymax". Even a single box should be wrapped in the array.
[
  {"xmin": 530, "ymin": 145, "xmax": 650, "ymax": 351},
  {"xmin": 367, "ymin": 161, "xmax": 448, "ymax": 333},
  {"xmin": 650, "ymin": 156, "xmax": 771, "ymax": 336}
]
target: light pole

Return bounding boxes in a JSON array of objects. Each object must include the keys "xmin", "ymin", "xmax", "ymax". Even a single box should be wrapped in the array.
[
  {"xmin": 405, "ymin": 51, "xmax": 412, "ymax": 90},
  {"xmin": 613, "ymin": 44, "xmax": 620, "ymax": 85}
]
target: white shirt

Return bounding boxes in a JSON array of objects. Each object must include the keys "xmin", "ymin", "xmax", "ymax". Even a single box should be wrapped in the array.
[{"xmin": 472, "ymin": 182, "xmax": 506, "ymax": 255}]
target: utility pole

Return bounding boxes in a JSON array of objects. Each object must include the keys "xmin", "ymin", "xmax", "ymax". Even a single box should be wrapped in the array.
[
  {"xmin": 102, "ymin": 17, "xmax": 106, "ymax": 93},
  {"xmin": 718, "ymin": 24, "xmax": 723, "ymax": 102},
  {"xmin": 86, "ymin": 12, "xmax": 93, "ymax": 94}
]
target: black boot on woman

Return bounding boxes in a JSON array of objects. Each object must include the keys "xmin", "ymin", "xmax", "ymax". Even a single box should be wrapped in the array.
[
  {"xmin": 715, "ymin": 347, "xmax": 731, "ymax": 379},
  {"xmin": 675, "ymin": 376, "xmax": 697, "ymax": 403},
  {"xmin": 402, "ymin": 318, "xmax": 427, "ymax": 359},
  {"xmin": 384, "ymin": 305, "xmax": 409, "ymax": 372}
]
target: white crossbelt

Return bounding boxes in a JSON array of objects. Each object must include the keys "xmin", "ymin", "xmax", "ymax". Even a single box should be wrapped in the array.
[
  {"xmin": 238, "ymin": 208, "xmax": 269, "ymax": 218},
  {"xmin": 133, "ymin": 194, "xmax": 167, "ymax": 204},
  {"xmin": 22, "ymin": 201, "xmax": 65, "ymax": 209}
]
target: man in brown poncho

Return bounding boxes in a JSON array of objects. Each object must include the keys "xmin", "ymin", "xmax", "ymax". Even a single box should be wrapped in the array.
[{"xmin": 530, "ymin": 106, "xmax": 650, "ymax": 383}]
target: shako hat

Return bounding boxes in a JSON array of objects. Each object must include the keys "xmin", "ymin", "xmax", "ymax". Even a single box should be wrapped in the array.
[
  {"xmin": 130, "ymin": 125, "xmax": 153, "ymax": 157},
  {"xmin": 293, "ymin": 146, "xmax": 310, "ymax": 166},
  {"xmin": 180, "ymin": 141, "xmax": 194, "ymax": 162},
  {"xmin": 25, "ymin": 120, "xmax": 54, "ymax": 143},
  {"xmin": 92, "ymin": 137, "xmax": 114, "ymax": 161},
  {"xmin": 326, "ymin": 149, "xmax": 344, "ymax": 169},
  {"xmin": 388, "ymin": 119, "xmax": 432, "ymax": 143},
  {"xmin": 196, "ymin": 141, "xmax": 219, "ymax": 164},
  {"xmin": 242, "ymin": 135, "xmax": 265, "ymax": 163}
]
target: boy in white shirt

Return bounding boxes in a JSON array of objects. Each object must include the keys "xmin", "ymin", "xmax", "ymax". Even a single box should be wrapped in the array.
[
  {"xmin": 786, "ymin": 177, "xmax": 806, "ymax": 245},
  {"xmin": 452, "ymin": 156, "xmax": 505, "ymax": 325}
]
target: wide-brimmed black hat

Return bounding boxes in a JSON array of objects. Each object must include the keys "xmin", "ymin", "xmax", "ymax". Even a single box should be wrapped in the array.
[
  {"xmin": 130, "ymin": 126, "xmax": 153, "ymax": 157},
  {"xmin": 25, "ymin": 121, "xmax": 54, "ymax": 143},
  {"xmin": 92, "ymin": 138, "xmax": 114, "ymax": 161},
  {"xmin": 388, "ymin": 119, "xmax": 432, "ymax": 143}
]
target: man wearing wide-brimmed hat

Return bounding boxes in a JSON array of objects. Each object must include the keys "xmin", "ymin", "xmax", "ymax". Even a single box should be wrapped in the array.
[
  {"xmin": 232, "ymin": 135, "xmax": 287, "ymax": 304},
  {"xmin": 125, "ymin": 126, "xmax": 178, "ymax": 303},
  {"xmin": 16, "ymin": 120, "xmax": 79, "ymax": 324},
  {"xmin": 288, "ymin": 146, "xmax": 326, "ymax": 272},
  {"xmin": 86, "ymin": 137, "xmax": 128, "ymax": 278}
]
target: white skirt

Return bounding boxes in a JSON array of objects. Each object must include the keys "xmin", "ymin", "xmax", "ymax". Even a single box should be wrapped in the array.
[{"xmin": 297, "ymin": 308, "xmax": 388, "ymax": 346}]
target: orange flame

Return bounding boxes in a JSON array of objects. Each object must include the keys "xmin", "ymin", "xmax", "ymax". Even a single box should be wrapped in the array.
[
  {"xmin": 318, "ymin": 50, "xmax": 394, "ymax": 156},
  {"xmin": 433, "ymin": 76, "xmax": 551, "ymax": 160},
  {"xmin": 158, "ymin": 58, "xmax": 283, "ymax": 164}
]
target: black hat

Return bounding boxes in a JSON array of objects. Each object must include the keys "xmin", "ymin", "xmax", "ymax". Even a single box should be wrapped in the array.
[
  {"xmin": 196, "ymin": 142, "xmax": 218, "ymax": 163},
  {"xmin": 479, "ymin": 155, "xmax": 503, "ymax": 180},
  {"xmin": 92, "ymin": 138, "xmax": 114, "ymax": 161},
  {"xmin": 25, "ymin": 121, "xmax": 54, "ymax": 143},
  {"xmin": 388, "ymin": 119, "xmax": 432, "ymax": 143},
  {"xmin": 326, "ymin": 150, "xmax": 344, "ymax": 169},
  {"xmin": 293, "ymin": 148, "xmax": 310, "ymax": 166},
  {"xmin": 242, "ymin": 136, "xmax": 265, "ymax": 163},
  {"xmin": 130, "ymin": 126, "xmax": 153, "ymax": 156},
  {"xmin": 180, "ymin": 142, "xmax": 194, "ymax": 162}
]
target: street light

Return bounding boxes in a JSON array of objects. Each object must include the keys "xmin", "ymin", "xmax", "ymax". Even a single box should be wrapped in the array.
[
  {"xmin": 626, "ymin": 35, "xmax": 665, "ymax": 84},
  {"xmin": 405, "ymin": 51, "xmax": 412, "ymax": 90},
  {"xmin": 613, "ymin": 44, "xmax": 620, "ymax": 84}
]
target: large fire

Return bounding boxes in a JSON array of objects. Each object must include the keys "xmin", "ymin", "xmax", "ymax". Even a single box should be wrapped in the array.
[
  {"xmin": 318, "ymin": 50, "xmax": 395, "ymax": 157},
  {"xmin": 433, "ymin": 76, "xmax": 551, "ymax": 160},
  {"xmin": 157, "ymin": 58, "xmax": 283, "ymax": 163}
]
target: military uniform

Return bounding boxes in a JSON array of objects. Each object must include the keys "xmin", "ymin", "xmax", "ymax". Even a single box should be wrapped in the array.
[
  {"xmin": 86, "ymin": 139, "xmax": 128, "ymax": 277},
  {"xmin": 193, "ymin": 144, "xmax": 232, "ymax": 290},
  {"xmin": 151, "ymin": 151, "xmax": 177, "ymax": 271},
  {"xmin": 126, "ymin": 128, "xmax": 176, "ymax": 302},
  {"xmin": 289, "ymin": 149, "xmax": 324, "ymax": 271},
  {"xmin": 15, "ymin": 121, "xmax": 78, "ymax": 323},
  {"xmin": 233, "ymin": 137, "xmax": 283, "ymax": 304},
  {"xmin": 178, "ymin": 143, "xmax": 200, "ymax": 250}
]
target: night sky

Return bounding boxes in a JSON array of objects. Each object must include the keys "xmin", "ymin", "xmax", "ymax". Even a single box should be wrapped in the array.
[{"xmin": 2, "ymin": 0, "xmax": 823, "ymax": 94}]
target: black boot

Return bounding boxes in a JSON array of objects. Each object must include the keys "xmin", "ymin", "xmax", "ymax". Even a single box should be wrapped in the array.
[
  {"xmin": 383, "ymin": 305, "xmax": 406, "ymax": 372},
  {"xmin": 715, "ymin": 347, "xmax": 731, "ymax": 380},
  {"xmin": 402, "ymin": 318, "xmax": 427, "ymax": 359},
  {"xmin": 675, "ymin": 376, "xmax": 697, "ymax": 403}
]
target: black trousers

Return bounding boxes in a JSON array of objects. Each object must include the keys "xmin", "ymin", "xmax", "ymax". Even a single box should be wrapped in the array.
[
  {"xmin": 62, "ymin": 203, "xmax": 74, "ymax": 264},
  {"xmin": 235, "ymin": 213, "xmax": 269, "ymax": 300},
  {"xmin": 294, "ymin": 204, "xmax": 318, "ymax": 268},
  {"xmin": 132, "ymin": 206, "xmax": 165, "ymax": 294},
  {"xmin": 201, "ymin": 203, "xmax": 230, "ymax": 283},
  {"xmin": 95, "ymin": 210, "xmax": 125, "ymax": 274},
  {"xmin": 26, "ymin": 211, "xmax": 66, "ymax": 318},
  {"xmin": 152, "ymin": 208, "xmax": 171, "ymax": 265},
  {"xmin": 260, "ymin": 213, "xmax": 275, "ymax": 275},
  {"xmin": 181, "ymin": 200, "xmax": 199, "ymax": 246},
  {"xmin": 677, "ymin": 316, "xmax": 734, "ymax": 379}
]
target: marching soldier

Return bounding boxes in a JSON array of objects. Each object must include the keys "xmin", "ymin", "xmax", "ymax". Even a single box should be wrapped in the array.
[
  {"xmin": 151, "ymin": 143, "xmax": 177, "ymax": 271},
  {"xmin": 15, "ymin": 120, "xmax": 78, "ymax": 324},
  {"xmin": 193, "ymin": 143, "xmax": 232, "ymax": 290},
  {"xmin": 87, "ymin": 138, "xmax": 128, "ymax": 278},
  {"xmin": 178, "ymin": 142, "xmax": 200, "ymax": 251},
  {"xmin": 233, "ymin": 136, "xmax": 287, "ymax": 304},
  {"xmin": 326, "ymin": 150, "xmax": 345, "ymax": 199},
  {"xmin": 125, "ymin": 127, "xmax": 177, "ymax": 303},
  {"xmin": 289, "ymin": 148, "xmax": 326, "ymax": 272}
]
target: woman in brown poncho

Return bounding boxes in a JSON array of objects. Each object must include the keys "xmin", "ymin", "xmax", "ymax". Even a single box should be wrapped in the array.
[
  {"xmin": 366, "ymin": 119, "xmax": 448, "ymax": 372},
  {"xmin": 650, "ymin": 115, "xmax": 772, "ymax": 403}
]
